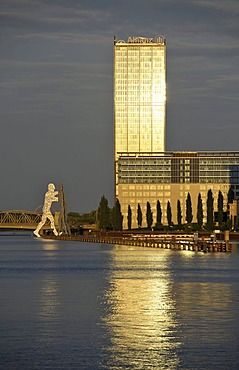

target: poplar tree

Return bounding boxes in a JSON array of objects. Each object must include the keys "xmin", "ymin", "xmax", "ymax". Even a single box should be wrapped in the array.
[
  {"xmin": 112, "ymin": 198, "xmax": 123, "ymax": 231},
  {"xmin": 227, "ymin": 187, "xmax": 234, "ymax": 204},
  {"xmin": 177, "ymin": 199, "xmax": 182, "ymax": 228},
  {"xmin": 146, "ymin": 201, "xmax": 153, "ymax": 230},
  {"xmin": 137, "ymin": 203, "xmax": 142, "ymax": 228},
  {"xmin": 218, "ymin": 190, "xmax": 224, "ymax": 227},
  {"xmin": 156, "ymin": 199, "xmax": 162, "ymax": 227},
  {"xmin": 97, "ymin": 195, "xmax": 111, "ymax": 230},
  {"xmin": 186, "ymin": 192, "xmax": 193, "ymax": 224},
  {"xmin": 167, "ymin": 201, "xmax": 172, "ymax": 227},
  {"xmin": 127, "ymin": 205, "xmax": 132, "ymax": 230},
  {"xmin": 197, "ymin": 193, "xmax": 203, "ymax": 230},
  {"xmin": 206, "ymin": 189, "xmax": 214, "ymax": 231},
  {"xmin": 227, "ymin": 187, "xmax": 234, "ymax": 230}
]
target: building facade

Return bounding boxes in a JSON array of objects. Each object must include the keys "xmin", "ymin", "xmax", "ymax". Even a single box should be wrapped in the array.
[
  {"xmin": 117, "ymin": 151, "xmax": 239, "ymax": 228},
  {"xmin": 114, "ymin": 36, "xmax": 239, "ymax": 229},
  {"xmin": 114, "ymin": 36, "xmax": 166, "ymax": 197}
]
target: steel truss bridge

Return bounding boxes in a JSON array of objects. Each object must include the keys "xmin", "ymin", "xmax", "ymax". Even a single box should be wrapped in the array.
[{"xmin": 0, "ymin": 210, "xmax": 50, "ymax": 230}]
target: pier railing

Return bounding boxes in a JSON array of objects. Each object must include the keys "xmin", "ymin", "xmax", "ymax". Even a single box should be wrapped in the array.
[{"xmin": 43, "ymin": 233, "xmax": 231, "ymax": 253}]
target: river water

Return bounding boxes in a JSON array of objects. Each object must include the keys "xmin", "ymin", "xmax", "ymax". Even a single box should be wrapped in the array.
[{"xmin": 0, "ymin": 235, "xmax": 239, "ymax": 369}]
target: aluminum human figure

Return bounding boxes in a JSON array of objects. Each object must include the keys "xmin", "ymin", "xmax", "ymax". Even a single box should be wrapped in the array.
[{"xmin": 34, "ymin": 183, "xmax": 59, "ymax": 238}]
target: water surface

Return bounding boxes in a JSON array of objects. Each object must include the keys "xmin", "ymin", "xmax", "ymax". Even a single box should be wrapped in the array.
[{"xmin": 0, "ymin": 235, "xmax": 239, "ymax": 369}]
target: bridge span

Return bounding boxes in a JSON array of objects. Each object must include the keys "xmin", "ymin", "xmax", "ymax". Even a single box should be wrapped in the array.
[{"xmin": 0, "ymin": 210, "xmax": 51, "ymax": 230}]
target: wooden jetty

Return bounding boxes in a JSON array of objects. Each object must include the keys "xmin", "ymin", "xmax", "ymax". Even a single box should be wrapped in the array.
[{"xmin": 43, "ymin": 233, "xmax": 231, "ymax": 253}]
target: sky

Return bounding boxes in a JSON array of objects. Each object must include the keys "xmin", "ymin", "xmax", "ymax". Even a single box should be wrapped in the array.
[{"xmin": 1, "ymin": 0, "xmax": 239, "ymax": 213}]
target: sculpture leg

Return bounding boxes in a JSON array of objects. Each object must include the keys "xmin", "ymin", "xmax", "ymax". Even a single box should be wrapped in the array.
[
  {"xmin": 48, "ymin": 213, "xmax": 58, "ymax": 236},
  {"xmin": 34, "ymin": 215, "xmax": 47, "ymax": 238}
]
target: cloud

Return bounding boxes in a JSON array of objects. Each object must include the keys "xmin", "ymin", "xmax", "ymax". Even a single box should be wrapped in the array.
[
  {"xmin": 0, "ymin": 0, "xmax": 113, "ymax": 35},
  {"xmin": 0, "ymin": 58, "xmax": 112, "ymax": 118},
  {"xmin": 14, "ymin": 32, "xmax": 112, "ymax": 46},
  {"xmin": 194, "ymin": 0, "xmax": 239, "ymax": 14}
]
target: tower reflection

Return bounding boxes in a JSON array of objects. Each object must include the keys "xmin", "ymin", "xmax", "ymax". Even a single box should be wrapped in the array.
[
  {"xmin": 39, "ymin": 276, "xmax": 60, "ymax": 323},
  {"xmin": 37, "ymin": 243, "xmax": 62, "ymax": 341},
  {"xmin": 102, "ymin": 246, "xmax": 181, "ymax": 369}
]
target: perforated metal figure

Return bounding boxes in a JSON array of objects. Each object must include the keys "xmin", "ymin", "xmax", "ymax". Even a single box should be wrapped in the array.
[{"xmin": 34, "ymin": 183, "xmax": 59, "ymax": 238}]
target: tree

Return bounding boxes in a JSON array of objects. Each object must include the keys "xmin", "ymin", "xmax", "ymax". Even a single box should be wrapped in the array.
[
  {"xmin": 137, "ymin": 203, "xmax": 142, "ymax": 228},
  {"xmin": 177, "ymin": 199, "xmax": 182, "ymax": 228},
  {"xmin": 197, "ymin": 193, "xmax": 203, "ymax": 230},
  {"xmin": 218, "ymin": 190, "xmax": 224, "ymax": 228},
  {"xmin": 67, "ymin": 212, "xmax": 81, "ymax": 228},
  {"xmin": 127, "ymin": 205, "xmax": 132, "ymax": 230},
  {"xmin": 67, "ymin": 211, "xmax": 96, "ymax": 228},
  {"xmin": 206, "ymin": 189, "xmax": 214, "ymax": 231},
  {"xmin": 146, "ymin": 201, "xmax": 153, "ymax": 230},
  {"xmin": 227, "ymin": 187, "xmax": 234, "ymax": 231},
  {"xmin": 155, "ymin": 200, "xmax": 162, "ymax": 228},
  {"xmin": 112, "ymin": 198, "xmax": 123, "ymax": 231},
  {"xmin": 186, "ymin": 192, "xmax": 193, "ymax": 224},
  {"xmin": 167, "ymin": 201, "xmax": 172, "ymax": 227},
  {"xmin": 227, "ymin": 187, "xmax": 234, "ymax": 204},
  {"xmin": 97, "ymin": 195, "xmax": 111, "ymax": 230}
]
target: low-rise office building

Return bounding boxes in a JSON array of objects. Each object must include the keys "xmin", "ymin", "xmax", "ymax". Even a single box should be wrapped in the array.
[{"xmin": 117, "ymin": 151, "xmax": 239, "ymax": 228}]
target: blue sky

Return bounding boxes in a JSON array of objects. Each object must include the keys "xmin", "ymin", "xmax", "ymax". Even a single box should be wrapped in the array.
[{"xmin": 1, "ymin": 0, "xmax": 239, "ymax": 212}]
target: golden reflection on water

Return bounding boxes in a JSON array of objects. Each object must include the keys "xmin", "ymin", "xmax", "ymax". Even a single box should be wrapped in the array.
[
  {"xmin": 102, "ymin": 246, "xmax": 180, "ymax": 369},
  {"xmin": 38, "ymin": 243, "xmax": 60, "ymax": 320},
  {"xmin": 41, "ymin": 241, "xmax": 61, "ymax": 250},
  {"xmin": 39, "ymin": 276, "xmax": 60, "ymax": 322}
]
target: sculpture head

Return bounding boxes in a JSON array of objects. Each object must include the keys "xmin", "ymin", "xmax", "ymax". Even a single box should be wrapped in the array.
[{"xmin": 48, "ymin": 183, "xmax": 55, "ymax": 191}]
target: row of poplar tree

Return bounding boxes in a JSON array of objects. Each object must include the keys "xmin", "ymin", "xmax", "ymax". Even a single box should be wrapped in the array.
[{"xmin": 96, "ymin": 188, "xmax": 235, "ymax": 231}]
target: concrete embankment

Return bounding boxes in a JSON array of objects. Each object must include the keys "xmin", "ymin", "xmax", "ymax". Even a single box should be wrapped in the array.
[{"xmin": 43, "ymin": 234, "xmax": 231, "ymax": 253}]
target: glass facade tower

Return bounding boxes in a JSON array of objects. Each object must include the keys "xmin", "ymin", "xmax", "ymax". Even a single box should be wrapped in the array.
[{"xmin": 114, "ymin": 36, "xmax": 166, "ymax": 197}]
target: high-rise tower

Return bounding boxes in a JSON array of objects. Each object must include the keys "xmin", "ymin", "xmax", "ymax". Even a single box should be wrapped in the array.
[
  {"xmin": 114, "ymin": 35, "xmax": 166, "ymax": 197},
  {"xmin": 113, "ymin": 36, "xmax": 239, "ymax": 230}
]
